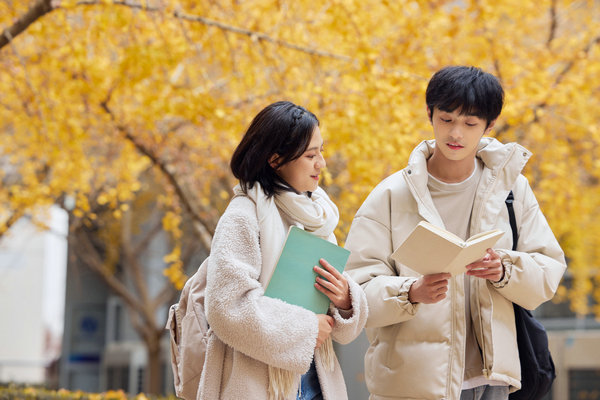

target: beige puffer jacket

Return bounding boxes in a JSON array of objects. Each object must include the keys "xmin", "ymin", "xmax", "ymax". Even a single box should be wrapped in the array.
[{"xmin": 345, "ymin": 138, "xmax": 566, "ymax": 400}]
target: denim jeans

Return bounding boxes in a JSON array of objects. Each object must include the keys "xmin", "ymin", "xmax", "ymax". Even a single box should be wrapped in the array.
[
  {"xmin": 460, "ymin": 385, "xmax": 509, "ymax": 400},
  {"xmin": 297, "ymin": 359, "xmax": 323, "ymax": 400}
]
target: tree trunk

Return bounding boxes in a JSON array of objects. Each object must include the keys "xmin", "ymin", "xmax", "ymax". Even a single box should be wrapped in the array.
[{"xmin": 146, "ymin": 330, "xmax": 164, "ymax": 395}]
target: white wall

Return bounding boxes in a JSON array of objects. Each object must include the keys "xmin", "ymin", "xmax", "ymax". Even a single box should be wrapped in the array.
[{"xmin": 0, "ymin": 206, "xmax": 68, "ymax": 383}]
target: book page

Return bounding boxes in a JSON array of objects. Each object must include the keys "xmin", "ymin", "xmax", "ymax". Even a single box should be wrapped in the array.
[
  {"xmin": 446, "ymin": 230, "xmax": 504, "ymax": 275},
  {"xmin": 466, "ymin": 229, "xmax": 503, "ymax": 243},
  {"xmin": 391, "ymin": 222, "xmax": 463, "ymax": 275},
  {"xmin": 420, "ymin": 221, "xmax": 464, "ymax": 245},
  {"xmin": 391, "ymin": 222, "xmax": 504, "ymax": 277}
]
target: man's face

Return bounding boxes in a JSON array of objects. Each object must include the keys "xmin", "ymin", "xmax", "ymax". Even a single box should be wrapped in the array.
[{"xmin": 429, "ymin": 107, "xmax": 495, "ymax": 163}]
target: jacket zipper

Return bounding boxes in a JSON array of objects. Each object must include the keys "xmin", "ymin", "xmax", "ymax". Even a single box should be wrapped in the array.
[{"xmin": 471, "ymin": 172, "xmax": 499, "ymax": 379}]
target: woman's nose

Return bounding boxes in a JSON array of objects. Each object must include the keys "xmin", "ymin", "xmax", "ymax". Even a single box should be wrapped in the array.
[{"xmin": 317, "ymin": 154, "xmax": 326, "ymax": 168}]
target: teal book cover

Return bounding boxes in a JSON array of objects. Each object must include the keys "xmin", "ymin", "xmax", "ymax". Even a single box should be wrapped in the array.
[{"xmin": 264, "ymin": 226, "xmax": 351, "ymax": 314}]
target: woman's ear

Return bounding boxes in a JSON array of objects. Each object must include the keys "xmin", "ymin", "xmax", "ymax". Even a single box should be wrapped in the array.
[{"xmin": 268, "ymin": 154, "xmax": 280, "ymax": 169}]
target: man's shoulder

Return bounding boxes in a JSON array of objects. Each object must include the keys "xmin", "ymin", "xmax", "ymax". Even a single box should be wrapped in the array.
[
  {"xmin": 365, "ymin": 169, "xmax": 411, "ymax": 200},
  {"xmin": 355, "ymin": 169, "xmax": 414, "ymax": 220}
]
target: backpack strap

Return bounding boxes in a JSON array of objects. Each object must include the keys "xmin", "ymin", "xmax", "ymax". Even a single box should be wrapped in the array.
[
  {"xmin": 505, "ymin": 189, "xmax": 557, "ymax": 399},
  {"xmin": 505, "ymin": 190, "xmax": 518, "ymax": 251}
]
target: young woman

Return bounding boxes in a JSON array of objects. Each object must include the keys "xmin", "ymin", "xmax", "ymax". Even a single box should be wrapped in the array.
[{"xmin": 198, "ymin": 101, "xmax": 368, "ymax": 400}]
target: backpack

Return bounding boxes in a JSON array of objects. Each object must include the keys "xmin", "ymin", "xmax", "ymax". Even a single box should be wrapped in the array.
[
  {"xmin": 505, "ymin": 191, "xmax": 556, "ymax": 400},
  {"xmin": 165, "ymin": 258, "xmax": 210, "ymax": 400}
]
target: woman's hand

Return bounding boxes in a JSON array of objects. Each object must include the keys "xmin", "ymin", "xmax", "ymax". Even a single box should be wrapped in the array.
[
  {"xmin": 315, "ymin": 314, "xmax": 333, "ymax": 349},
  {"xmin": 314, "ymin": 258, "xmax": 352, "ymax": 310}
]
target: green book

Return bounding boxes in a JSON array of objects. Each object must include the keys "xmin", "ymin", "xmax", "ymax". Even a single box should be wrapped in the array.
[{"xmin": 264, "ymin": 226, "xmax": 351, "ymax": 314}]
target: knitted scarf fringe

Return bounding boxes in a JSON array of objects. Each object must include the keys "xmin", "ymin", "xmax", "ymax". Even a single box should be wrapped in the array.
[
  {"xmin": 267, "ymin": 337, "xmax": 335, "ymax": 400},
  {"xmin": 268, "ymin": 366, "xmax": 297, "ymax": 400}
]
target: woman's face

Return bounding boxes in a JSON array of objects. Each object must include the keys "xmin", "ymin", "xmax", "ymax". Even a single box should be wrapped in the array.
[{"xmin": 273, "ymin": 126, "xmax": 326, "ymax": 193}]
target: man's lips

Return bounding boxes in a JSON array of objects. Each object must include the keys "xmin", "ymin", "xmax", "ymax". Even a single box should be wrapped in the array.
[
  {"xmin": 311, "ymin": 174, "xmax": 320, "ymax": 180},
  {"xmin": 447, "ymin": 143, "xmax": 463, "ymax": 150}
]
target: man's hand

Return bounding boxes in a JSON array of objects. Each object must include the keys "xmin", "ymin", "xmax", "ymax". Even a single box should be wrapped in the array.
[
  {"xmin": 466, "ymin": 248, "xmax": 503, "ymax": 282},
  {"xmin": 408, "ymin": 272, "xmax": 451, "ymax": 304}
]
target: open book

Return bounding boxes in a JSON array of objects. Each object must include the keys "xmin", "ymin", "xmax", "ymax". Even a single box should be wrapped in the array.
[
  {"xmin": 264, "ymin": 226, "xmax": 350, "ymax": 314},
  {"xmin": 390, "ymin": 221, "xmax": 504, "ymax": 277}
]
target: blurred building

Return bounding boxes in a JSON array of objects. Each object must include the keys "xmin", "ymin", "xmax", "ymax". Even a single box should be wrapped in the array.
[
  {"xmin": 0, "ymin": 206, "xmax": 68, "ymax": 385},
  {"xmin": 58, "ymin": 216, "xmax": 179, "ymax": 394}
]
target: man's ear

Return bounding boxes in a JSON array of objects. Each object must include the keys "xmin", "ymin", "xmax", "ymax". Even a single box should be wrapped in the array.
[
  {"xmin": 485, "ymin": 119, "xmax": 497, "ymax": 133},
  {"xmin": 427, "ymin": 106, "xmax": 433, "ymax": 123},
  {"xmin": 268, "ymin": 154, "xmax": 280, "ymax": 169}
]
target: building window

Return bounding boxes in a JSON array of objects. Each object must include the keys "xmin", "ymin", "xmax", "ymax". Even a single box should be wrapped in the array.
[
  {"xmin": 106, "ymin": 366, "xmax": 129, "ymax": 391},
  {"xmin": 569, "ymin": 369, "xmax": 600, "ymax": 399}
]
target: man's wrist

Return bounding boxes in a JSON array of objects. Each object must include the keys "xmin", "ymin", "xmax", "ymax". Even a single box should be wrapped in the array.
[{"xmin": 493, "ymin": 257, "xmax": 513, "ymax": 288}]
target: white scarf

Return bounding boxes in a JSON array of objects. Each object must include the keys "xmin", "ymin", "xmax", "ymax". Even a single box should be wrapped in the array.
[
  {"xmin": 232, "ymin": 183, "xmax": 339, "ymax": 399},
  {"xmin": 233, "ymin": 183, "xmax": 339, "ymax": 285}
]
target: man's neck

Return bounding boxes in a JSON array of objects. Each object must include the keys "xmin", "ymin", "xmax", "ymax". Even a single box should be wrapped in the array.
[{"xmin": 427, "ymin": 152, "xmax": 477, "ymax": 183}]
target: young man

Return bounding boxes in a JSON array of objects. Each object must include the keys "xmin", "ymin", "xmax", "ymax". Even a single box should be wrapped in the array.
[{"xmin": 345, "ymin": 66, "xmax": 566, "ymax": 400}]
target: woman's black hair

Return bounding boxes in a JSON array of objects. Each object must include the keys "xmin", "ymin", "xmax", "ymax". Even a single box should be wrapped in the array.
[
  {"xmin": 230, "ymin": 101, "xmax": 319, "ymax": 198},
  {"xmin": 426, "ymin": 66, "xmax": 504, "ymax": 127}
]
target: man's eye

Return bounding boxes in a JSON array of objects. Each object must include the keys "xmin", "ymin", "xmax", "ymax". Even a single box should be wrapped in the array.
[
  {"xmin": 441, "ymin": 118, "xmax": 451, "ymax": 123},
  {"xmin": 466, "ymin": 122, "xmax": 478, "ymax": 127}
]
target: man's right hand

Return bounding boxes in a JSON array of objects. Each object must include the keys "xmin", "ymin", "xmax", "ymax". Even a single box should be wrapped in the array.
[
  {"xmin": 315, "ymin": 314, "xmax": 334, "ymax": 349},
  {"xmin": 408, "ymin": 273, "xmax": 451, "ymax": 304}
]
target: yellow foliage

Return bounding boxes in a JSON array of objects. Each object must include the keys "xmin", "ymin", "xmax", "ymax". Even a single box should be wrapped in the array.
[{"xmin": 2, "ymin": 0, "xmax": 600, "ymax": 316}]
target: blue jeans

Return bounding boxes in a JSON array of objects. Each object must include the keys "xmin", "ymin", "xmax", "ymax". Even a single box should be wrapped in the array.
[
  {"xmin": 297, "ymin": 359, "xmax": 323, "ymax": 400},
  {"xmin": 460, "ymin": 385, "xmax": 509, "ymax": 400}
]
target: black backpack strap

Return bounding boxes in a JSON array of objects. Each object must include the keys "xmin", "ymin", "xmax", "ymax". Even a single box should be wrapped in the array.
[
  {"xmin": 505, "ymin": 190, "xmax": 518, "ymax": 251},
  {"xmin": 506, "ymin": 189, "xmax": 556, "ymax": 400}
]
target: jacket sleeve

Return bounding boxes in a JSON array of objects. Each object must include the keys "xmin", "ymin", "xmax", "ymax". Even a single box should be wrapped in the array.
[
  {"xmin": 204, "ymin": 206, "xmax": 317, "ymax": 374},
  {"xmin": 494, "ymin": 177, "xmax": 567, "ymax": 310},
  {"xmin": 344, "ymin": 190, "xmax": 419, "ymax": 329},
  {"xmin": 328, "ymin": 272, "xmax": 368, "ymax": 344}
]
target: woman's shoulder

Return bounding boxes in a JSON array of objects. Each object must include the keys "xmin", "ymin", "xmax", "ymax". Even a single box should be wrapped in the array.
[{"xmin": 216, "ymin": 195, "xmax": 259, "ymax": 232}]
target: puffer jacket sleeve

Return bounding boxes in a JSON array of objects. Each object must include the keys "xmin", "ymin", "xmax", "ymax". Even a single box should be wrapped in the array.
[
  {"xmin": 204, "ymin": 201, "xmax": 317, "ymax": 374},
  {"xmin": 344, "ymin": 187, "xmax": 419, "ymax": 329},
  {"xmin": 328, "ymin": 273, "xmax": 368, "ymax": 344},
  {"xmin": 494, "ymin": 176, "xmax": 567, "ymax": 310}
]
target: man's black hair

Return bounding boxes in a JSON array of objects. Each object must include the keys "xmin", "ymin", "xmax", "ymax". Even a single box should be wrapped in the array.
[{"xmin": 426, "ymin": 66, "xmax": 504, "ymax": 127}]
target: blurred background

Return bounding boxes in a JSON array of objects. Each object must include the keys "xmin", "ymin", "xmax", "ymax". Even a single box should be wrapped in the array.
[{"xmin": 1, "ymin": 0, "xmax": 600, "ymax": 399}]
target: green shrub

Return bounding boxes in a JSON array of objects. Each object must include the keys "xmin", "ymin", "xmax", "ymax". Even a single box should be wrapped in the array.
[{"xmin": 0, "ymin": 385, "xmax": 177, "ymax": 400}]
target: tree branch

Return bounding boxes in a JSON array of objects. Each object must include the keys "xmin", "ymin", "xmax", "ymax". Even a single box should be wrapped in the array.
[
  {"xmin": 99, "ymin": 98, "xmax": 214, "ymax": 252},
  {"xmin": 496, "ymin": 33, "xmax": 600, "ymax": 136},
  {"xmin": 121, "ymin": 208, "xmax": 150, "ymax": 306},
  {"xmin": 0, "ymin": 210, "xmax": 25, "ymax": 238},
  {"xmin": 0, "ymin": 0, "xmax": 54, "ymax": 50},
  {"xmin": 547, "ymin": 0, "xmax": 558, "ymax": 47},
  {"xmin": 73, "ymin": 228, "xmax": 148, "ymax": 319},
  {"xmin": 74, "ymin": 0, "xmax": 353, "ymax": 61}
]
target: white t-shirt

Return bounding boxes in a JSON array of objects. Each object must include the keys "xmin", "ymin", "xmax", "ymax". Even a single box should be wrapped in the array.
[{"xmin": 428, "ymin": 159, "xmax": 506, "ymax": 390}]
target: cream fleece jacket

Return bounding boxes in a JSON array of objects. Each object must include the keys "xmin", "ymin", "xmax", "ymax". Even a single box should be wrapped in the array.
[{"xmin": 199, "ymin": 195, "xmax": 368, "ymax": 399}]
